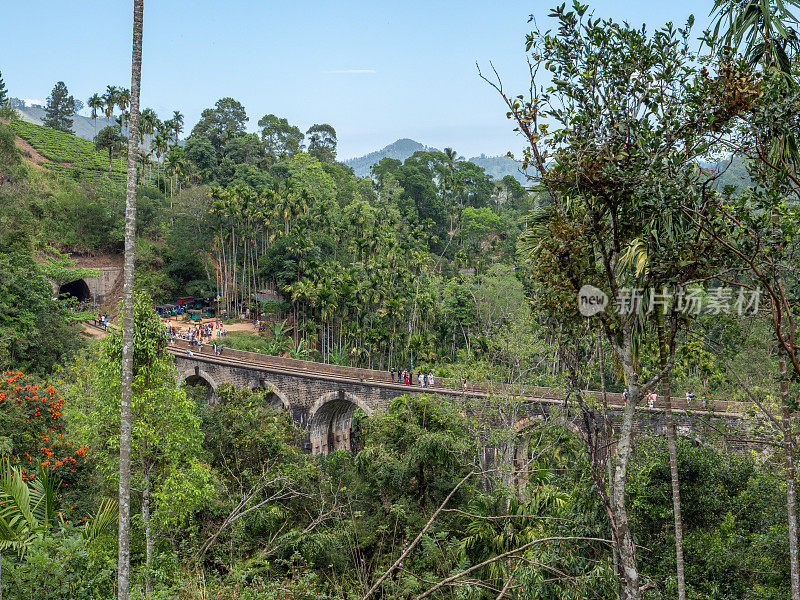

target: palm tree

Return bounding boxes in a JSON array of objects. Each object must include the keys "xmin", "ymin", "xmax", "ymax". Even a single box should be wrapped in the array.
[
  {"xmin": 118, "ymin": 2, "xmax": 144, "ymax": 599},
  {"xmin": 103, "ymin": 85, "xmax": 118, "ymax": 128},
  {"xmin": 443, "ymin": 147, "xmax": 462, "ymax": 170},
  {"xmin": 117, "ymin": 88, "xmax": 131, "ymax": 135},
  {"xmin": 0, "ymin": 460, "xmax": 117, "ymax": 596},
  {"xmin": 166, "ymin": 145, "xmax": 184, "ymax": 205},
  {"xmin": 619, "ymin": 237, "xmax": 689, "ymax": 600},
  {"xmin": 114, "ymin": 112, "xmax": 131, "ymax": 173},
  {"xmin": 139, "ymin": 108, "xmax": 155, "ymax": 144},
  {"xmin": 710, "ymin": 0, "xmax": 800, "ymax": 74},
  {"xmin": 139, "ymin": 108, "xmax": 157, "ymax": 184},
  {"xmin": 94, "ymin": 125, "xmax": 125, "ymax": 175},
  {"xmin": 171, "ymin": 110, "xmax": 184, "ymax": 144},
  {"xmin": 153, "ymin": 131, "xmax": 168, "ymax": 189},
  {"xmin": 442, "ymin": 147, "xmax": 464, "ymax": 228},
  {"xmin": 88, "ymin": 93, "xmax": 103, "ymax": 143},
  {"xmin": 0, "ymin": 462, "xmax": 58, "ymax": 558}
]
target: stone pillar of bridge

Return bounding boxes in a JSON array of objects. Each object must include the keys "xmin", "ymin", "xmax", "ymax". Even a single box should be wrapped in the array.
[{"xmin": 512, "ymin": 437, "xmax": 531, "ymax": 498}]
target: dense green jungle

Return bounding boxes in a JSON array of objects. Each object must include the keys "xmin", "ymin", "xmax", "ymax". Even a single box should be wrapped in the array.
[{"xmin": 2, "ymin": 1, "xmax": 800, "ymax": 599}]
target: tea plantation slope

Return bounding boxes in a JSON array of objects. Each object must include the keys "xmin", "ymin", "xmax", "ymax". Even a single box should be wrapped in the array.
[{"xmin": 9, "ymin": 119, "xmax": 126, "ymax": 185}]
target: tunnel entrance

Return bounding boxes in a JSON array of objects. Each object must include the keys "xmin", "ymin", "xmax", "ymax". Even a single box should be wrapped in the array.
[{"xmin": 59, "ymin": 279, "xmax": 92, "ymax": 302}]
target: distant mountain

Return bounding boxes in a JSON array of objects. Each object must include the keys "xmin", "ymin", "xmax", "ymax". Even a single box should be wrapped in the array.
[
  {"xmin": 344, "ymin": 138, "xmax": 429, "ymax": 176},
  {"xmin": 467, "ymin": 154, "xmax": 527, "ymax": 184},
  {"xmin": 345, "ymin": 138, "xmax": 528, "ymax": 183},
  {"xmin": 709, "ymin": 155, "xmax": 752, "ymax": 189}
]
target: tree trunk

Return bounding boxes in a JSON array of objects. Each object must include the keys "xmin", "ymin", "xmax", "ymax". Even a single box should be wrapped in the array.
[
  {"xmin": 613, "ymin": 339, "xmax": 642, "ymax": 600},
  {"xmin": 781, "ymin": 351, "xmax": 800, "ymax": 600},
  {"xmin": 118, "ymin": 2, "xmax": 143, "ymax": 600},
  {"xmin": 142, "ymin": 468, "xmax": 153, "ymax": 598},
  {"xmin": 656, "ymin": 313, "xmax": 686, "ymax": 600}
]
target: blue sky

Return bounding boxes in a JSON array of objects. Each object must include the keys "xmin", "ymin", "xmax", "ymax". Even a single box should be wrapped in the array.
[{"xmin": 3, "ymin": 1, "xmax": 713, "ymax": 159}]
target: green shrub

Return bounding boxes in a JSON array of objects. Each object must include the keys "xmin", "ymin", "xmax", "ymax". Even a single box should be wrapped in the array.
[{"xmin": 2, "ymin": 529, "xmax": 114, "ymax": 600}]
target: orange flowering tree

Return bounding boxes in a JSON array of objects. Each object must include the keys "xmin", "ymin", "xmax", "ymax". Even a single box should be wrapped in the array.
[{"xmin": 0, "ymin": 370, "xmax": 88, "ymax": 481}]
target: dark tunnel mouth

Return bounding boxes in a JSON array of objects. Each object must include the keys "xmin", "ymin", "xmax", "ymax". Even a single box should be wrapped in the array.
[{"xmin": 59, "ymin": 279, "xmax": 91, "ymax": 302}]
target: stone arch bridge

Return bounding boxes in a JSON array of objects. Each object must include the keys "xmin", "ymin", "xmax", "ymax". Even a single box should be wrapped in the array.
[{"xmin": 168, "ymin": 341, "xmax": 756, "ymax": 457}]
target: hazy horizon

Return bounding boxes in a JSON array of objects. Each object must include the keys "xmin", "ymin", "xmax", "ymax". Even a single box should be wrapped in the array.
[{"xmin": 4, "ymin": 1, "xmax": 712, "ymax": 160}]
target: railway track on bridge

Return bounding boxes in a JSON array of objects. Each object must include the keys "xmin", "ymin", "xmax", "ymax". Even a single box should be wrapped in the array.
[
  {"xmin": 164, "ymin": 338, "xmax": 747, "ymax": 418},
  {"xmin": 82, "ymin": 320, "xmax": 749, "ymax": 418}
]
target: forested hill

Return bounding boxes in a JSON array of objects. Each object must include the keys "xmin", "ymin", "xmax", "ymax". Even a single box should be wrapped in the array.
[
  {"xmin": 344, "ymin": 138, "xmax": 428, "ymax": 175},
  {"xmin": 710, "ymin": 155, "xmax": 752, "ymax": 189},
  {"xmin": 345, "ymin": 138, "xmax": 528, "ymax": 183},
  {"xmin": 467, "ymin": 154, "xmax": 526, "ymax": 183}
]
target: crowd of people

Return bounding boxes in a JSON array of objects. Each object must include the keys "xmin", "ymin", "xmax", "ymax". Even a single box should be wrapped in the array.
[
  {"xmin": 621, "ymin": 389, "xmax": 711, "ymax": 409},
  {"xmin": 167, "ymin": 320, "xmax": 228, "ymax": 356},
  {"xmin": 390, "ymin": 368, "xmax": 436, "ymax": 388},
  {"xmin": 93, "ymin": 313, "xmax": 109, "ymax": 330}
]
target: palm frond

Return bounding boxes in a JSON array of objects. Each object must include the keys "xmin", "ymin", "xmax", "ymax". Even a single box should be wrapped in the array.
[
  {"xmin": 618, "ymin": 238, "xmax": 650, "ymax": 278},
  {"xmin": 83, "ymin": 498, "xmax": 119, "ymax": 541},
  {"xmin": 0, "ymin": 459, "xmax": 35, "ymax": 527},
  {"xmin": 30, "ymin": 464, "xmax": 60, "ymax": 529}
]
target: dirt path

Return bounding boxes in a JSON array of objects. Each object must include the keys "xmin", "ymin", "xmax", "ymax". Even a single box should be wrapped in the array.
[
  {"xmin": 0, "ymin": 118, "xmax": 73, "ymax": 169},
  {"xmin": 12, "ymin": 135, "xmax": 48, "ymax": 169},
  {"xmin": 81, "ymin": 323, "xmax": 107, "ymax": 339}
]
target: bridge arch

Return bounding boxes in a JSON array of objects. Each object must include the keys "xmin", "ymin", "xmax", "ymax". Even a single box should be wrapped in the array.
[
  {"xmin": 180, "ymin": 367, "xmax": 219, "ymax": 404},
  {"xmin": 309, "ymin": 391, "xmax": 373, "ymax": 455},
  {"xmin": 251, "ymin": 379, "xmax": 290, "ymax": 411}
]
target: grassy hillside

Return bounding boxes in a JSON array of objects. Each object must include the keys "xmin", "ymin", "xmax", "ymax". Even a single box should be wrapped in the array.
[
  {"xmin": 0, "ymin": 119, "xmax": 130, "ymax": 254},
  {"xmin": 14, "ymin": 104, "xmax": 103, "ymax": 142},
  {"xmin": 9, "ymin": 119, "xmax": 126, "ymax": 185}
]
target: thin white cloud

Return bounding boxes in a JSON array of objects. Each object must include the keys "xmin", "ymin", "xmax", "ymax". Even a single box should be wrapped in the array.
[{"xmin": 323, "ymin": 69, "xmax": 376, "ymax": 74}]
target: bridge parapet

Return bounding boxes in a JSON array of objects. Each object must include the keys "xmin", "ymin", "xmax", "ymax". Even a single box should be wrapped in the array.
[
  {"xmin": 168, "ymin": 340, "xmax": 747, "ymax": 414},
  {"xmin": 169, "ymin": 346, "xmax": 765, "ymax": 456}
]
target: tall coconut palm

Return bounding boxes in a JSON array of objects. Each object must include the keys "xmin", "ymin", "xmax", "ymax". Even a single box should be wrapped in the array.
[
  {"xmin": 118, "ymin": 1, "xmax": 144, "ymax": 599},
  {"xmin": 88, "ymin": 93, "xmax": 103, "ymax": 143},
  {"xmin": 103, "ymin": 85, "xmax": 119, "ymax": 128},
  {"xmin": 139, "ymin": 108, "xmax": 157, "ymax": 183},
  {"xmin": 171, "ymin": 110, "xmax": 184, "ymax": 144},
  {"xmin": 118, "ymin": 87, "xmax": 131, "ymax": 135}
]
